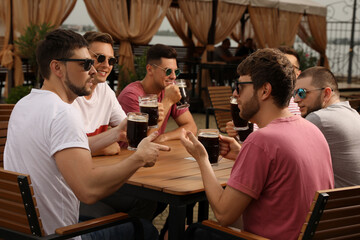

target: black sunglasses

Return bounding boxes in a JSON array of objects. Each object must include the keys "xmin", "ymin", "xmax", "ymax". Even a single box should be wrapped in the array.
[
  {"xmin": 56, "ymin": 58, "xmax": 94, "ymax": 71},
  {"xmin": 90, "ymin": 50, "xmax": 117, "ymax": 66},
  {"xmin": 151, "ymin": 64, "xmax": 181, "ymax": 77},
  {"xmin": 236, "ymin": 81, "xmax": 254, "ymax": 94},
  {"xmin": 293, "ymin": 88, "xmax": 325, "ymax": 99}
]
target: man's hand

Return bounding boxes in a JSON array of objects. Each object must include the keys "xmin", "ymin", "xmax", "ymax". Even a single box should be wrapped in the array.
[
  {"xmin": 134, "ymin": 131, "xmax": 171, "ymax": 167},
  {"xmin": 219, "ymin": 135, "xmax": 241, "ymax": 160},
  {"xmin": 164, "ymin": 84, "xmax": 181, "ymax": 104},
  {"xmin": 180, "ymin": 129, "xmax": 208, "ymax": 164},
  {"xmin": 225, "ymin": 121, "xmax": 238, "ymax": 138}
]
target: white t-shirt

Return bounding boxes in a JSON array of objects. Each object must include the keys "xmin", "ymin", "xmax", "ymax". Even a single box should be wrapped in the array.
[
  {"xmin": 4, "ymin": 89, "xmax": 89, "ymax": 238},
  {"xmin": 73, "ymin": 82, "xmax": 126, "ymax": 135}
]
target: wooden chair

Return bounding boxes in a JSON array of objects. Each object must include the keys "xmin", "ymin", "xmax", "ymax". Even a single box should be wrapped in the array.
[
  {"xmin": 206, "ymin": 86, "xmax": 233, "ymax": 133},
  {"xmin": 0, "ymin": 104, "xmax": 14, "ymax": 121},
  {"xmin": 185, "ymin": 186, "xmax": 360, "ymax": 240},
  {"xmin": 0, "ymin": 168, "xmax": 144, "ymax": 240},
  {"xmin": 0, "ymin": 121, "xmax": 8, "ymax": 168}
]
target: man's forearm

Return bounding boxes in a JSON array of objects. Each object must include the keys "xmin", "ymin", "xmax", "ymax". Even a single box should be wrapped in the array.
[{"xmin": 88, "ymin": 128, "xmax": 120, "ymax": 153}]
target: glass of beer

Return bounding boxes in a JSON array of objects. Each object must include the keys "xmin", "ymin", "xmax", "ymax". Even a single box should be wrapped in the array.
[
  {"xmin": 175, "ymin": 79, "xmax": 190, "ymax": 109},
  {"xmin": 139, "ymin": 94, "xmax": 159, "ymax": 129},
  {"xmin": 238, "ymin": 123, "xmax": 254, "ymax": 143},
  {"xmin": 230, "ymin": 96, "xmax": 249, "ymax": 131},
  {"xmin": 127, "ymin": 112, "xmax": 148, "ymax": 151},
  {"xmin": 198, "ymin": 129, "xmax": 221, "ymax": 166}
]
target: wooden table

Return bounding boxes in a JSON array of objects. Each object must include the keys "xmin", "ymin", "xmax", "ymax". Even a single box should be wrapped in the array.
[{"xmin": 93, "ymin": 140, "xmax": 233, "ymax": 240}]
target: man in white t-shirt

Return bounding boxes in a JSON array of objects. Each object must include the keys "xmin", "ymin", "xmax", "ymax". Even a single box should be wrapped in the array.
[
  {"xmin": 74, "ymin": 31, "xmax": 158, "ymax": 222},
  {"xmin": 4, "ymin": 29, "xmax": 166, "ymax": 240}
]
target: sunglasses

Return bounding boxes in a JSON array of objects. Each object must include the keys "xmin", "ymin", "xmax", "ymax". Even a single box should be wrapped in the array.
[
  {"xmin": 293, "ymin": 88, "xmax": 325, "ymax": 99},
  {"xmin": 236, "ymin": 81, "xmax": 254, "ymax": 94},
  {"xmin": 90, "ymin": 50, "xmax": 117, "ymax": 66},
  {"xmin": 151, "ymin": 64, "xmax": 181, "ymax": 77},
  {"xmin": 56, "ymin": 58, "xmax": 94, "ymax": 71}
]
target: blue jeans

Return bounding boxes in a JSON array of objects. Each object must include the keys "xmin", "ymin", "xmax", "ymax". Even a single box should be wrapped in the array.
[{"xmin": 81, "ymin": 218, "xmax": 158, "ymax": 240}]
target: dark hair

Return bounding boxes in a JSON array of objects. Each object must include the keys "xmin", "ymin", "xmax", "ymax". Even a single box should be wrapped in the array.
[
  {"xmin": 83, "ymin": 31, "xmax": 114, "ymax": 47},
  {"xmin": 278, "ymin": 46, "xmax": 300, "ymax": 66},
  {"xmin": 146, "ymin": 44, "xmax": 177, "ymax": 64},
  {"xmin": 237, "ymin": 48, "xmax": 295, "ymax": 107},
  {"xmin": 298, "ymin": 66, "xmax": 339, "ymax": 95},
  {"xmin": 36, "ymin": 29, "xmax": 88, "ymax": 79}
]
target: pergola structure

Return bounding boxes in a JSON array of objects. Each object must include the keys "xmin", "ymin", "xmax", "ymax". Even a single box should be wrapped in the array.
[{"xmin": 0, "ymin": 0, "xmax": 327, "ymax": 96}]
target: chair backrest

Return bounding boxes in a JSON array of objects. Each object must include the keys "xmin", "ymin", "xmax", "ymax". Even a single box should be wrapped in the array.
[
  {"xmin": 207, "ymin": 86, "xmax": 233, "ymax": 133},
  {"xmin": 0, "ymin": 104, "xmax": 14, "ymax": 121},
  {"xmin": 298, "ymin": 185, "xmax": 360, "ymax": 239},
  {"xmin": 0, "ymin": 168, "xmax": 44, "ymax": 237},
  {"xmin": 0, "ymin": 121, "xmax": 8, "ymax": 168}
]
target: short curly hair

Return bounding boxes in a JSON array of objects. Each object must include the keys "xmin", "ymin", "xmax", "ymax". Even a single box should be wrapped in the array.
[{"xmin": 237, "ymin": 48, "xmax": 295, "ymax": 108}]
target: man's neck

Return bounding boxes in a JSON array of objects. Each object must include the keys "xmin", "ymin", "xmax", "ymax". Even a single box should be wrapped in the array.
[
  {"xmin": 141, "ymin": 76, "xmax": 161, "ymax": 95},
  {"xmin": 324, "ymin": 95, "xmax": 340, "ymax": 108},
  {"xmin": 253, "ymin": 103, "xmax": 292, "ymax": 128},
  {"xmin": 41, "ymin": 78, "xmax": 77, "ymax": 104},
  {"xmin": 84, "ymin": 83, "xmax": 98, "ymax": 100}
]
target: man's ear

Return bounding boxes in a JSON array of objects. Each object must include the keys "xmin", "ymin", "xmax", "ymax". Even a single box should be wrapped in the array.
[
  {"xmin": 146, "ymin": 64, "xmax": 153, "ymax": 76},
  {"xmin": 323, "ymin": 87, "xmax": 333, "ymax": 104},
  {"xmin": 259, "ymin": 82, "xmax": 272, "ymax": 100},
  {"xmin": 50, "ymin": 60, "xmax": 63, "ymax": 78}
]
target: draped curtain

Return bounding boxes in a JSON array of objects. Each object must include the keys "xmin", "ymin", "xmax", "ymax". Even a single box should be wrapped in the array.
[
  {"xmin": 84, "ymin": 0, "xmax": 171, "ymax": 92},
  {"xmin": 298, "ymin": 14, "xmax": 329, "ymax": 68},
  {"xmin": 231, "ymin": 19, "xmax": 256, "ymax": 47},
  {"xmin": 166, "ymin": 6, "xmax": 195, "ymax": 47},
  {"xmin": 0, "ymin": 0, "xmax": 76, "ymax": 97}
]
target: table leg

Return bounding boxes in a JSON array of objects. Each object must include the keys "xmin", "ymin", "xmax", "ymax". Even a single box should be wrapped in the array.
[
  {"xmin": 198, "ymin": 200, "xmax": 209, "ymax": 222},
  {"xmin": 168, "ymin": 204, "xmax": 186, "ymax": 240}
]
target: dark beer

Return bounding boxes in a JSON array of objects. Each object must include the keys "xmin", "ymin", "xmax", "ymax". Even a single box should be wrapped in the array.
[
  {"xmin": 238, "ymin": 123, "xmax": 254, "ymax": 143},
  {"xmin": 176, "ymin": 79, "xmax": 190, "ymax": 109},
  {"xmin": 230, "ymin": 96, "xmax": 248, "ymax": 130},
  {"xmin": 139, "ymin": 94, "xmax": 158, "ymax": 128},
  {"xmin": 198, "ymin": 132, "xmax": 220, "ymax": 165},
  {"xmin": 127, "ymin": 113, "xmax": 148, "ymax": 150},
  {"xmin": 140, "ymin": 104, "xmax": 158, "ymax": 128}
]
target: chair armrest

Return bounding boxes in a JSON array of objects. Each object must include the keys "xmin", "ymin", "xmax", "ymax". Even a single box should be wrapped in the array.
[
  {"xmin": 202, "ymin": 220, "xmax": 269, "ymax": 240},
  {"xmin": 55, "ymin": 212, "xmax": 129, "ymax": 235}
]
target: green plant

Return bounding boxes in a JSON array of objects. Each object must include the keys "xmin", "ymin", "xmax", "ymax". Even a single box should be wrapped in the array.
[
  {"xmin": 117, "ymin": 49, "xmax": 148, "ymax": 91},
  {"xmin": 5, "ymin": 85, "xmax": 32, "ymax": 104},
  {"xmin": 14, "ymin": 23, "xmax": 55, "ymax": 87},
  {"xmin": 296, "ymin": 48, "xmax": 318, "ymax": 71}
]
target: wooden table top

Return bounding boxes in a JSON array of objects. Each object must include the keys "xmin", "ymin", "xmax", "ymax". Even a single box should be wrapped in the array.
[{"xmin": 93, "ymin": 140, "xmax": 234, "ymax": 196}]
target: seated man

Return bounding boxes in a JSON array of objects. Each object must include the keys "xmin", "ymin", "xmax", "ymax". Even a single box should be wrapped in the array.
[
  {"xmin": 181, "ymin": 48, "xmax": 334, "ymax": 239},
  {"xmin": 235, "ymin": 38, "xmax": 255, "ymax": 62},
  {"xmin": 213, "ymin": 38, "xmax": 241, "ymax": 63},
  {"xmin": 118, "ymin": 44, "xmax": 197, "ymax": 143},
  {"xmin": 294, "ymin": 66, "xmax": 360, "ymax": 187},
  {"xmin": 4, "ymin": 29, "xmax": 169, "ymax": 240},
  {"xmin": 225, "ymin": 46, "xmax": 301, "ymax": 138},
  {"xmin": 73, "ymin": 31, "xmax": 158, "ymax": 221}
]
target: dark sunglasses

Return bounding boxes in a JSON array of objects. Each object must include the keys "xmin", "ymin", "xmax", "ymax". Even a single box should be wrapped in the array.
[
  {"xmin": 90, "ymin": 50, "xmax": 117, "ymax": 66},
  {"xmin": 151, "ymin": 64, "xmax": 181, "ymax": 77},
  {"xmin": 236, "ymin": 81, "xmax": 254, "ymax": 94},
  {"xmin": 56, "ymin": 58, "xmax": 94, "ymax": 71},
  {"xmin": 293, "ymin": 88, "xmax": 325, "ymax": 99}
]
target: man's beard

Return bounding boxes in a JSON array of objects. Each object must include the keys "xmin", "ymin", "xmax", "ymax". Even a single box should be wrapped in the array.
[
  {"xmin": 239, "ymin": 92, "xmax": 260, "ymax": 121},
  {"xmin": 65, "ymin": 72, "xmax": 92, "ymax": 97}
]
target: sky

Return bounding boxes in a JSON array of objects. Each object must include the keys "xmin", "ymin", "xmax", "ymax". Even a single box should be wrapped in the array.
[{"xmin": 62, "ymin": 0, "xmax": 356, "ymax": 30}]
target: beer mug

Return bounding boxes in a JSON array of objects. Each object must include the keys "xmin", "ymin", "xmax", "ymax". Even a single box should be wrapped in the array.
[
  {"xmin": 139, "ymin": 94, "xmax": 159, "ymax": 129},
  {"xmin": 230, "ymin": 96, "xmax": 249, "ymax": 131},
  {"xmin": 127, "ymin": 112, "xmax": 148, "ymax": 151},
  {"xmin": 175, "ymin": 79, "xmax": 190, "ymax": 109},
  {"xmin": 198, "ymin": 129, "xmax": 221, "ymax": 166}
]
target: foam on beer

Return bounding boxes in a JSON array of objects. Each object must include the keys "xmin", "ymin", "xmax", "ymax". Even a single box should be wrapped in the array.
[
  {"xmin": 128, "ymin": 114, "xmax": 148, "ymax": 122},
  {"xmin": 198, "ymin": 132, "xmax": 219, "ymax": 138}
]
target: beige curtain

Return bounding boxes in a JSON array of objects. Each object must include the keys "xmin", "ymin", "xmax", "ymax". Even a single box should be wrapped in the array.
[
  {"xmin": 231, "ymin": 19, "xmax": 256, "ymax": 47},
  {"xmin": 298, "ymin": 14, "xmax": 329, "ymax": 68},
  {"xmin": 0, "ymin": 0, "xmax": 76, "ymax": 96},
  {"xmin": 0, "ymin": 0, "xmax": 11, "ymax": 69},
  {"xmin": 84, "ymin": 0, "xmax": 171, "ymax": 91},
  {"xmin": 166, "ymin": 6, "xmax": 194, "ymax": 47},
  {"xmin": 248, "ymin": 6, "xmax": 279, "ymax": 48},
  {"xmin": 278, "ymin": 10, "xmax": 302, "ymax": 46}
]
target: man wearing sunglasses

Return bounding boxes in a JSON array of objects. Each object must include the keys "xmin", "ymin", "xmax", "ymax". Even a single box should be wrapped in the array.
[
  {"xmin": 181, "ymin": 49, "xmax": 333, "ymax": 239},
  {"xmin": 294, "ymin": 66, "xmax": 360, "ymax": 188},
  {"xmin": 72, "ymin": 31, "xmax": 127, "ymax": 157},
  {"xmin": 4, "ymin": 29, "xmax": 164, "ymax": 240},
  {"xmin": 118, "ymin": 44, "xmax": 197, "ymax": 142}
]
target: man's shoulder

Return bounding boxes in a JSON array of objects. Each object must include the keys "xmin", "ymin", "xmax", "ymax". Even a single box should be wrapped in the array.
[{"xmin": 118, "ymin": 81, "xmax": 143, "ymax": 96}]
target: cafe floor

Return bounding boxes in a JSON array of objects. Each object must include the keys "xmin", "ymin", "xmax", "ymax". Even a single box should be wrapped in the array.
[{"xmin": 153, "ymin": 113, "xmax": 218, "ymax": 231}]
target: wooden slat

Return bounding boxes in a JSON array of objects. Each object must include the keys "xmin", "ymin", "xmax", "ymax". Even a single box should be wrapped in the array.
[
  {"xmin": 0, "ymin": 104, "xmax": 15, "ymax": 110},
  {"xmin": 320, "ymin": 205, "xmax": 360, "ymax": 221},
  {"xmin": 0, "ymin": 188, "xmax": 23, "ymax": 203},
  {"xmin": 317, "ymin": 215, "xmax": 360, "ymax": 231},
  {"xmin": 313, "ymin": 224, "xmax": 360, "ymax": 239},
  {"xmin": 0, "ymin": 219, "xmax": 32, "ymax": 235}
]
